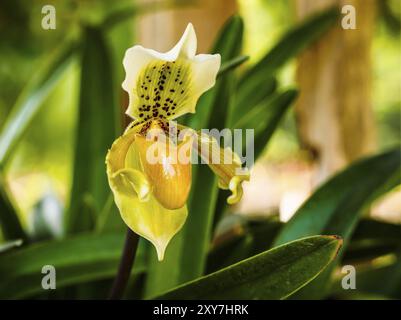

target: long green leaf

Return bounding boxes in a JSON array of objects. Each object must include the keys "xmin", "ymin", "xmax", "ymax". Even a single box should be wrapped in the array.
[
  {"xmin": 232, "ymin": 74, "xmax": 276, "ymax": 125},
  {"xmin": 0, "ymin": 233, "xmax": 145, "ymax": 299},
  {"xmin": 239, "ymin": 6, "xmax": 339, "ymax": 87},
  {"xmin": 274, "ymin": 149, "xmax": 401, "ymax": 245},
  {"xmin": 0, "ymin": 41, "xmax": 76, "ymax": 167},
  {"xmin": 232, "ymin": 7, "xmax": 338, "ymax": 123},
  {"xmin": 155, "ymin": 235, "xmax": 342, "ymax": 300},
  {"xmin": 65, "ymin": 27, "xmax": 119, "ymax": 234},
  {"xmin": 237, "ymin": 89, "xmax": 298, "ymax": 159},
  {"xmin": 344, "ymin": 219, "xmax": 401, "ymax": 263},
  {"xmin": 207, "ymin": 217, "xmax": 283, "ymax": 273},
  {"xmin": 274, "ymin": 148, "xmax": 401, "ymax": 298},
  {"xmin": 331, "ymin": 254, "xmax": 401, "ymax": 299},
  {"xmin": 217, "ymin": 55, "xmax": 249, "ymax": 78}
]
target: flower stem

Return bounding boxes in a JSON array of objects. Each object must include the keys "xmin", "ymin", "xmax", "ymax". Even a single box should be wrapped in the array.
[{"xmin": 108, "ymin": 228, "xmax": 139, "ymax": 299}]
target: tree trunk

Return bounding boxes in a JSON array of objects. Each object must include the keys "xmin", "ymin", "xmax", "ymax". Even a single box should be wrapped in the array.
[{"xmin": 295, "ymin": 0, "xmax": 377, "ymax": 183}]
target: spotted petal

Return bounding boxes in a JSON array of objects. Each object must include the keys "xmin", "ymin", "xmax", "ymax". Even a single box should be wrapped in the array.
[{"xmin": 122, "ymin": 23, "xmax": 220, "ymax": 121}]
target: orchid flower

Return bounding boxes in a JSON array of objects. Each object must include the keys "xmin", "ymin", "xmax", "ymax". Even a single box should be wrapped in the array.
[{"xmin": 106, "ymin": 23, "xmax": 249, "ymax": 261}]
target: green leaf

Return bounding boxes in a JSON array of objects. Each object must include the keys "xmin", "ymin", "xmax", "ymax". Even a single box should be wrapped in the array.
[
  {"xmin": 232, "ymin": 75, "xmax": 277, "ymax": 125},
  {"xmin": 155, "ymin": 235, "xmax": 342, "ymax": 300},
  {"xmin": 239, "ymin": 6, "xmax": 339, "ymax": 87},
  {"xmin": 0, "ymin": 239, "xmax": 23, "ymax": 254},
  {"xmin": 144, "ymin": 15, "xmax": 244, "ymax": 298},
  {"xmin": 236, "ymin": 89, "xmax": 298, "ymax": 159},
  {"xmin": 273, "ymin": 149, "xmax": 401, "ymax": 298},
  {"xmin": 217, "ymin": 55, "xmax": 249, "ymax": 78},
  {"xmin": 232, "ymin": 6, "xmax": 338, "ymax": 123},
  {"xmin": 361, "ymin": 253, "xmax": 401, "ymax": 298},
  {"xmin": 352, "ymin": 218, "xmax": 401, "ymax": 242},
  {"xmin": 0, "ymin": 232, "xmax": 145, "ymax": 299},
  {"xmin": 331, "ymin": 253, "xmax": 401, "ymax": 299},
  {"xmin": 213, "ymin": 15, "xmax": 244, "ymax": 61},
  {"xmin": 65, "ymin": 27, "xmax": 119, "ymax": 234},
  {"xmin": 0, "ymin": 40, "xmax": 76, "ymax": 167},
  {"xmin": 207, "ymin": 217, "xmax": 283, "ymax": 273},
  {"xmin": 0, "ymin": 174, "xmax": 27, "ymax": 241},
  {"xmin": 379, "ymin": 0, "xmax": 401, "ymax": 36},
  {"xmin": 274, "ymin": 149, "xmax": 401, "ymax": 245},
  {"xmin": 344, "ymin": 219, "xmax": 401, "ymax": 263}
]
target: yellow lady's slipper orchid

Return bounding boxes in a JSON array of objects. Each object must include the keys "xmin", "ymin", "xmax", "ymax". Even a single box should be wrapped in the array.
[{"xmin": 106, "ymin": 23, "xmax": 249, "ymax": 261}]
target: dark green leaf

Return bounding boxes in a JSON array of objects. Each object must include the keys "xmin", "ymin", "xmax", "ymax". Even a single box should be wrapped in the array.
[
  {"xmin": 156, "ymin": 235, "xmax": 342, "ymax": 300},
  {"xmin": 379, "ymin": 0, "xmax": 401, "ymax": 36},
  {"xmin": 237, "ymin": 89, "xmax": 298, "ymax": 159},
  {"xmin": 239, "ymin": 6, "xmax": 339, "ymax": 86},
  {"xmin": 344, "ymin": 219, "xmax": 401, "ymax": 263},
  {"xmin": 233, "ymin": 7, "xmax": 338, "ymax": 123},
  {"xmin": 65, "ymin": 27, "xmax": 119, "ymax": 234},
  {"xmin": 207, "ymin": 217, "xmax": 283, "ymax": 273},
  {"xmin": 0, "ymin": 232, "xmax": 145, "ymax": 299},
  {"xmin": 217, "ymin": 55, "xmax": 249, "ymax": 78},
  {"xmin": 232, "ymin": 75, "xmax": 277, "ymax": 125},
  {"xmin": 331, "ymin": 253, "xmax": 401, "ymax": 299},
  {"xmin": 274, "ymin": 149, "xmax": 401, "ymax": 298},
  {"xmin": 0, "ymin": 174, "xmax": 27, "ymax": 241},
  {"xmin": 274, "ymin": 149, "xmax": 401, "ymax": 245}
]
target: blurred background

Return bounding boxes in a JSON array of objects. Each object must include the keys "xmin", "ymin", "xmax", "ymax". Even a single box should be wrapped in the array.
[
  {"xmin": 1, "ymin": 0, "xmax": 399, "ymax": 232},
  {"xmin": 0, "ymin": 0, "xmax": 400, "ymax": 300}
]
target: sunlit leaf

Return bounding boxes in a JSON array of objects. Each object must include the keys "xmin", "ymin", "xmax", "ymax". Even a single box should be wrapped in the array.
[{"xmin": 232, "ymin": 7, "xmax": 338, "ymax": 122}]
